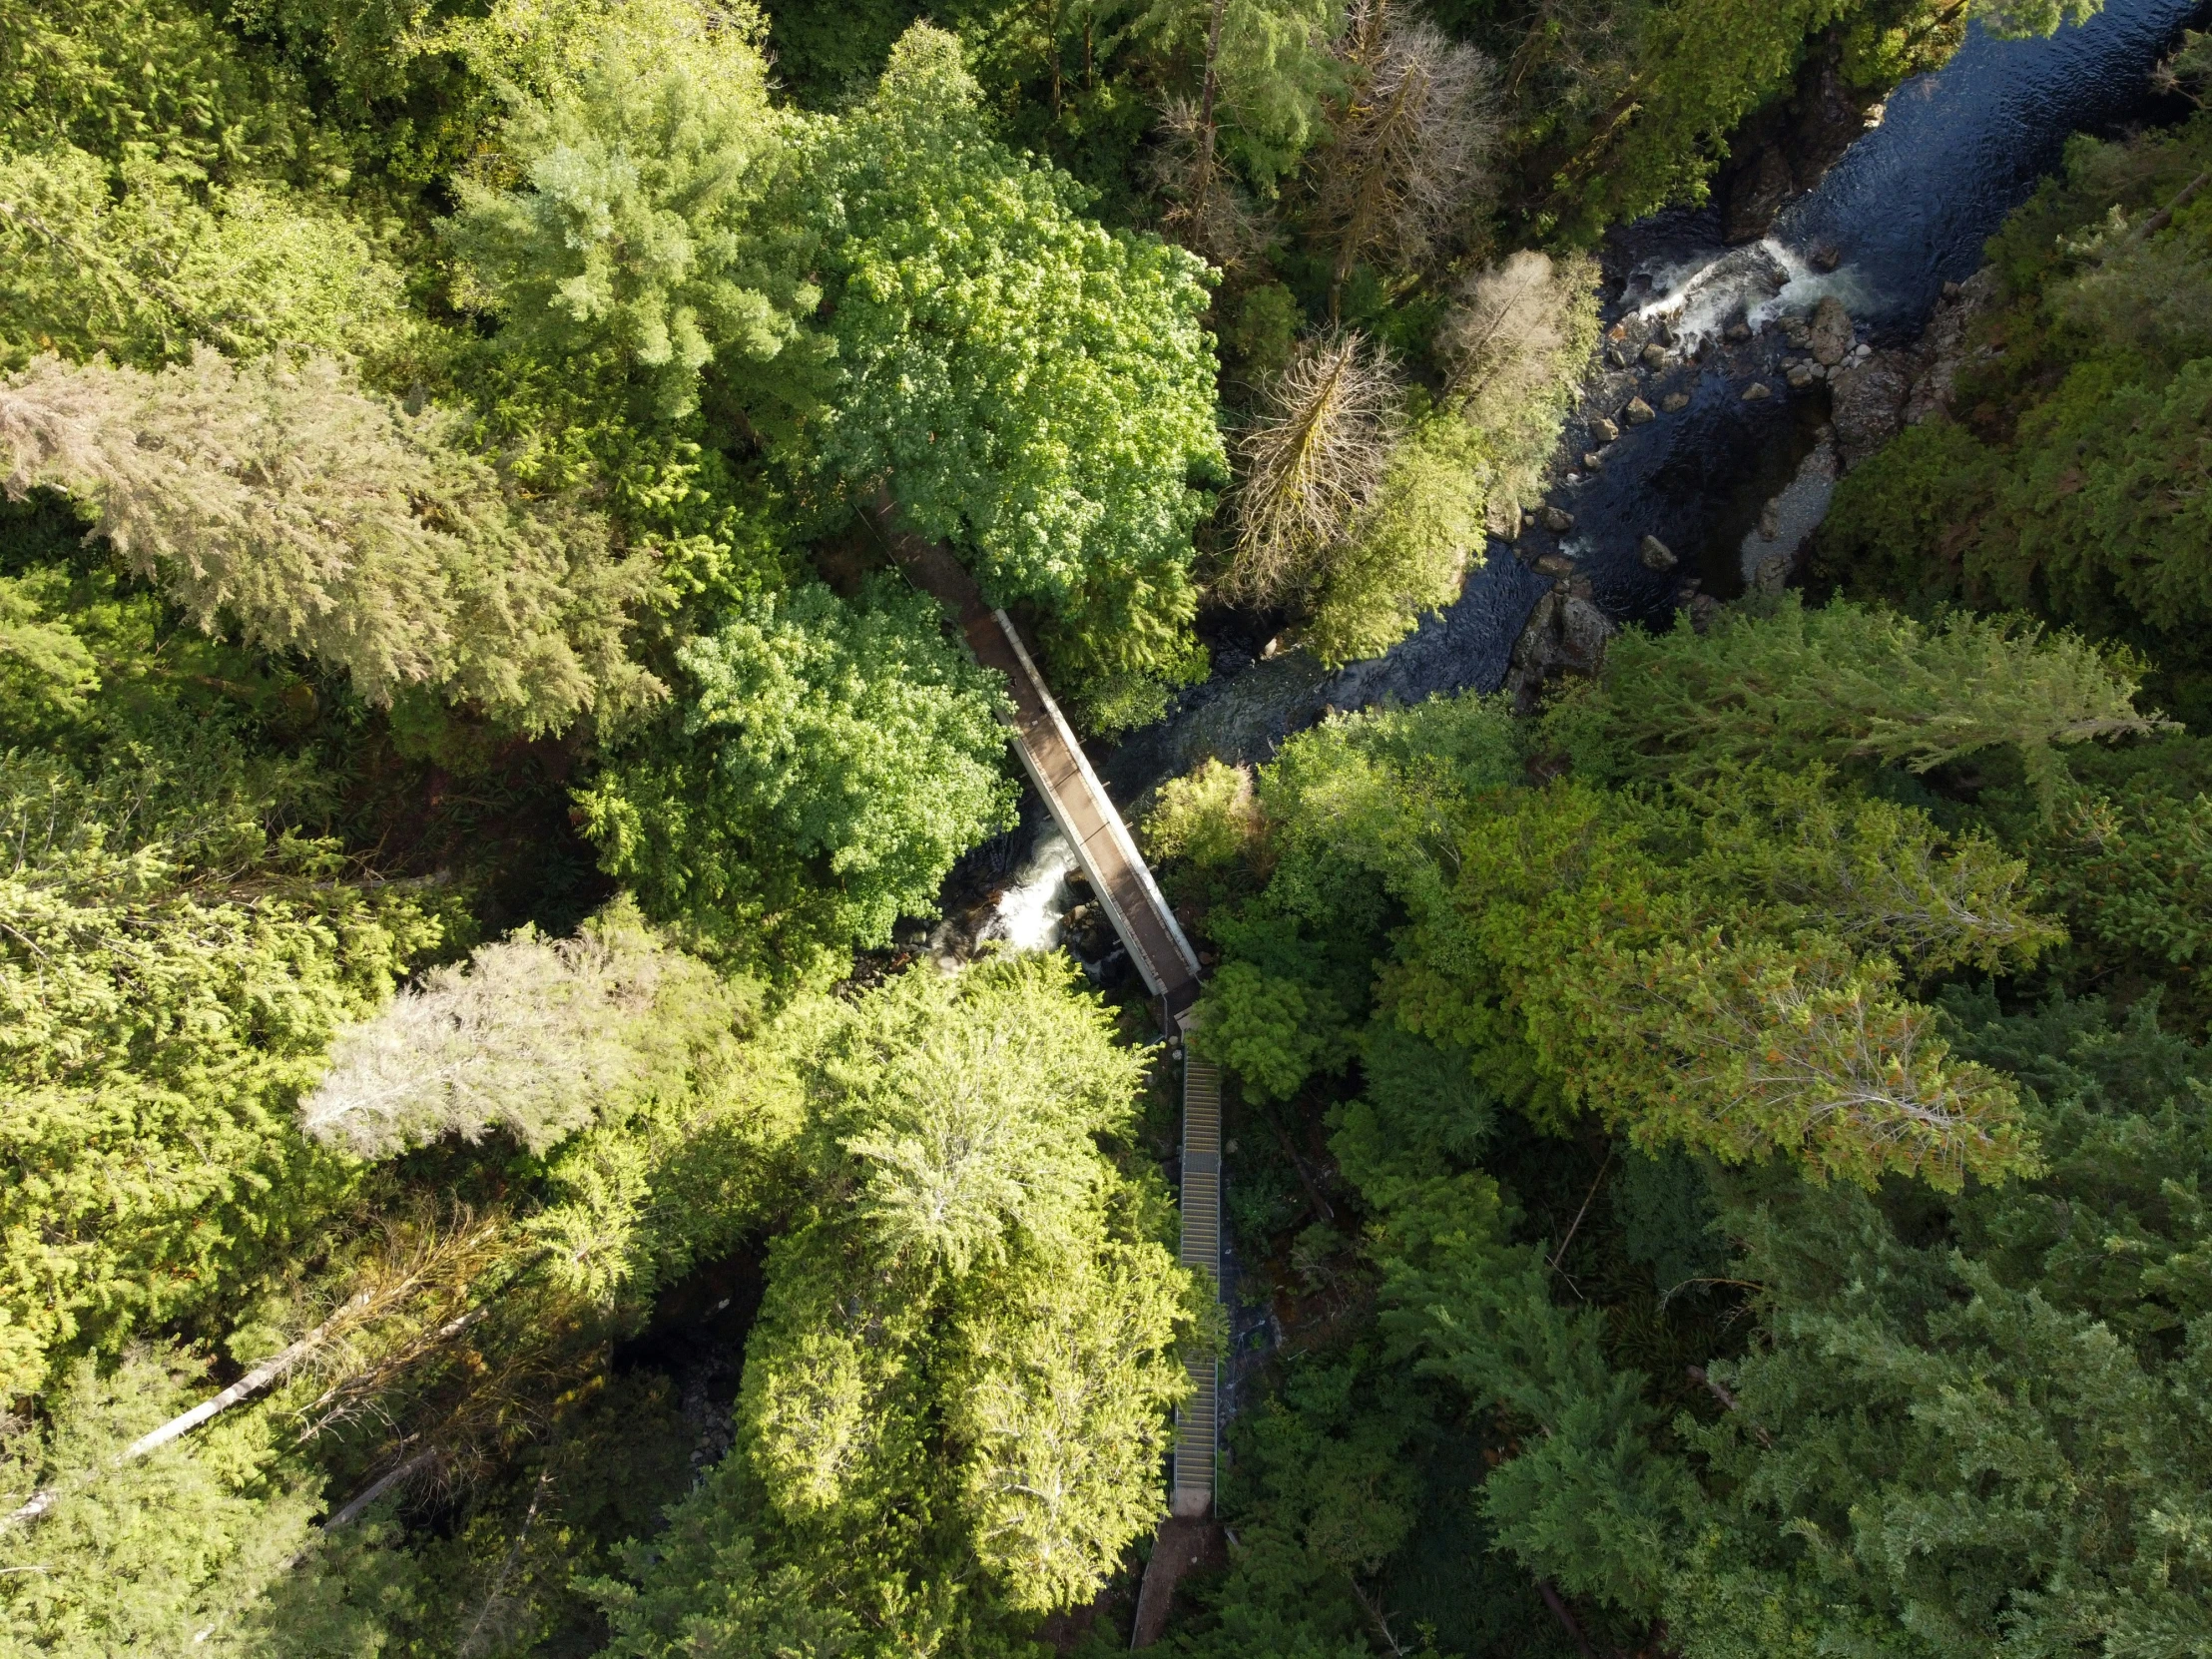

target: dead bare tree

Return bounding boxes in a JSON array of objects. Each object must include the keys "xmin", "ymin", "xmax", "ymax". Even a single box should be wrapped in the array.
[
  {"xmin": 1151, "ymin": 93, "xmax": 1268, "ymax": 269},
  {"xmin": 1223, "ymin": 331, "xmax": 1403, "ymax": 607},
  {"xmin": 1501, "ymin": 0, "xmax": 1626, "ymax": 103},
  {"xmin": 1439, "ymin": 250, "xmax": 1584, "ymax": 411},
  {"xmin": 1313, "ymin": 0, "xmax": 1499, "ymax": 315},
  {"xmin": 298, "ymin": 899, "xmax": 721, "ymax": 1159},
  {"xmin": 1434, "ymin": 249, "xmax": 1598, "ymax": 513}
]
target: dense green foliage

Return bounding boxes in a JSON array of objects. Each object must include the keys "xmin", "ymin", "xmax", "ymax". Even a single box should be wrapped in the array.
[
  {"xmin": 575, "ymin": 579, "xmax": 1015, "ymax": 980},
  {"xmin": 789, "ymin": 28, "xmax": 1226, "ymax": 701},
  {"xmin": 441, "ymin": 9, "xmax": 803, "ymax": 426},
  {"xmin": 590, "ymin": 955, "xmax": 1196, "ymax": 1656},
  {"xmin": 0, "ymin": 570, "xmax": 449, "ymax": 1398},
  {"xmin": 1144, "ymin": 589, "xmax": 2212, "ymax": 1656},
  {"xmin": 1820, "ymin": 107, "xmax": 2212, "ymax": 722},
  {"xmin": 0, "ymin": 0, "xmax": 2166, "ymax": 1653}
]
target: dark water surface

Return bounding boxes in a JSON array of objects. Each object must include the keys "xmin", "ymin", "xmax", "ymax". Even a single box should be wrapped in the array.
[
  {"xmin": 1788, "ymin": 0, "xmax": 2208, "ymax": 325},
  {"xmin": 1101, "ymin": 0, "xmax": 2205, "ymax": 800}
]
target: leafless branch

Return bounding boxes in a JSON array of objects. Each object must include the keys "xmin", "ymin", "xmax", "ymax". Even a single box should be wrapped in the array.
[
  {"xmin": 1313, "ymin": 0, "xmax": 1499, "ymax": 311},
  {"xmin": 1223, "ymin": 332, "xmax": 1403, "ymax": 607}
]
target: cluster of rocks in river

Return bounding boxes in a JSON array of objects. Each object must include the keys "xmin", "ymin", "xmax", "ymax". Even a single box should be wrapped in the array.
[
  {"xmin": 1828, "ymin": 270, "xmax": 1999, "ymax": 465},
  {"xmin": 1499, "ymin": 271, "xmax": 1996, "ymax": 711}
]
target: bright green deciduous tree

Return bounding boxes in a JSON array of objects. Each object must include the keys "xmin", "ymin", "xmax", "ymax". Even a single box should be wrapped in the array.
[
  {"xmin": 792, "ymin": 25, "xmax": 1227, "ymax": 709},
  {"xmin": 575, "ymin": 578, "xmax": 1015, "ymax": 980}
]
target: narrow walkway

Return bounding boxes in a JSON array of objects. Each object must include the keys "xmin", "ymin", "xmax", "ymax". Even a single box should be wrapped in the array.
[
  {"xmin": 1173, "ymin": 1042, "xmax": 1222, "ymax": 1517},
  {"xmin": 876, "ymin": 511, "xmax": 1225, "ymax": 1546},
  {"xmin": 875, "ymin": 519, "xmax": 1203, "ymax": 1018}
]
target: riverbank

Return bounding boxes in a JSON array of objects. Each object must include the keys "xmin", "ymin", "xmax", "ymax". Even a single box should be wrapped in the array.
[{"xmin": 1084, "ymin": 0, "xmax": 2206, "ymax": 815}]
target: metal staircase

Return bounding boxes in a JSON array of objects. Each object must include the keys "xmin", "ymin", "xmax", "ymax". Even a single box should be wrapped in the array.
[{"xmin": 1172, "ymin": 1037, "xmax": 1222, "ymax": 1516}]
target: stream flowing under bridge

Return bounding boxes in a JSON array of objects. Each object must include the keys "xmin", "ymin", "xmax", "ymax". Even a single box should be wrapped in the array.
[{"xmin": 874, "ymin": 515, "xmax": 1224, "ymax": 1531}]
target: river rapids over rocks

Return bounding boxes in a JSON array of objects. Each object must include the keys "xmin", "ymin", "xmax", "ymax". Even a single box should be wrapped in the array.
[{"xmin": 941, "ymin": 0, "xmax": 2207, "ymax": 966}]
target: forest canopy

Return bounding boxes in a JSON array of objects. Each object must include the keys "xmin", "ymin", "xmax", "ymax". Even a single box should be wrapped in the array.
[{"xmin": 8, "ymin": 0, "xmax": 2197, "ymax": 1655}]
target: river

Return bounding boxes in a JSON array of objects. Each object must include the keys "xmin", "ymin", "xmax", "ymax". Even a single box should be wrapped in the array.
[
  {"xmin": 1099, "ymin": 0, "xmax": 2207, "ymax": 801},
  {"xmin": 953, "ymin": 0, "xmax": 2204, "ymax": 965}
]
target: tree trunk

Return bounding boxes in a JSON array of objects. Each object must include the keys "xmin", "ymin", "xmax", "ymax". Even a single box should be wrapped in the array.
[
  {"xmin": 2, "ymin": 1294, "xmax": 374, "ymax": 1532},
  {"xmin": 325, "ymin": 1445, "xmax": 440, "ymax": 1530}
]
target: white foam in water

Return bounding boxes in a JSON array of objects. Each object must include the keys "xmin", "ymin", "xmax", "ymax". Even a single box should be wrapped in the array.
[
  {"xmin": 1631, "ymin": 238, "xmax": 1880, "ymax": 349},
  {"xmin": 978, "ymin": 828, "xmax": 1079, "ymax": 954}
]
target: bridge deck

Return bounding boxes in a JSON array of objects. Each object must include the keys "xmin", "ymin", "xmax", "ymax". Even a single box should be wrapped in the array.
[
  {"xmin": 877, "ymin": 517, "xmax": 1224, "ymax": 1531},
  {"xmin": 877, "ymin": 525, "xmax": 1203, "ymax": 1014}
]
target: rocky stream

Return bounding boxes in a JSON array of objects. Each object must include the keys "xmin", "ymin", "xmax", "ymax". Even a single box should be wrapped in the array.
[
  {"xmin": 883, "ymin": 0, "xmax": 2212, "ymax": 1508},
  {"xmin": 932, "ymin": 0, "xmax": 2208, "ymax": 977}
]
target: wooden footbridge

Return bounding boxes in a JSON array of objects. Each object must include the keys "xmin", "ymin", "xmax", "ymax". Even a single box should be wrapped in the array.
[{"xmin": 874, "ymin": 515, "xmax": 1224, "ymax": 1529}]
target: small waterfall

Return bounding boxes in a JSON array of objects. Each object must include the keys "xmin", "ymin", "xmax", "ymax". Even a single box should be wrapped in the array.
[
  {"xmin": 1091, "ymin": 0, "xmax": 2205, "ymax": 805},
  {"xmin": 972, "ymin": 827, "xmax": 1078, "ymax": 955},
  {"xmin": 1629, "ymin": 238, "xmax": 1880, "ymax": 349}
]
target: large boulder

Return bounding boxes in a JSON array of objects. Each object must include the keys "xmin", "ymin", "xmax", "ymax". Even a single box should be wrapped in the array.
[
  {"xmin": 1829, "ymin": 348, "xmax": 1918, "ymax": 468},
  {"xmin": 1810, "ymin": 295, "xmax": 1854, "ymax": 366},
  {"xmin": 1904, "ymin": 267, "xmax": 1998, "ymax": 426},
  {"xmin": 1507, "ymin": 588, "xmax": 1615, "ymax": 713}
]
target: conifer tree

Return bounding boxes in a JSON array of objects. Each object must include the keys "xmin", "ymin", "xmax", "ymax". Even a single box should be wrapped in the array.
[
  {"xmin": 0, "ymin": 145, "xmax": 410, "ymax": 368},
  {"xmin": 1669, "ymin": 992, "xmax": 2212, "ymax": 1658},
  {"xmin": 1136, "ymin": 0, "xmax": 1347, "ymax": 190},
  {"xmin": 599, "ymin": 956, "xmax": 1197, "ymax": 1650},
  {"xmin": 0, "ymin": 1348, "xmax": 325, "ymax": 1650},
  {"xmin": 444, "ymin": 11, "xmax": 816, "ymax": 425},
  {"xmin": 0, "ymin": 350, "xmax": 662, "ymax": 734},
  {"xmin": 1545, "ymin": 594, "xmax": 2159, "ymax": 806},
  {"xmin": 0, "ymin": 721, "xmax": 442, "ymax": 1398}
]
